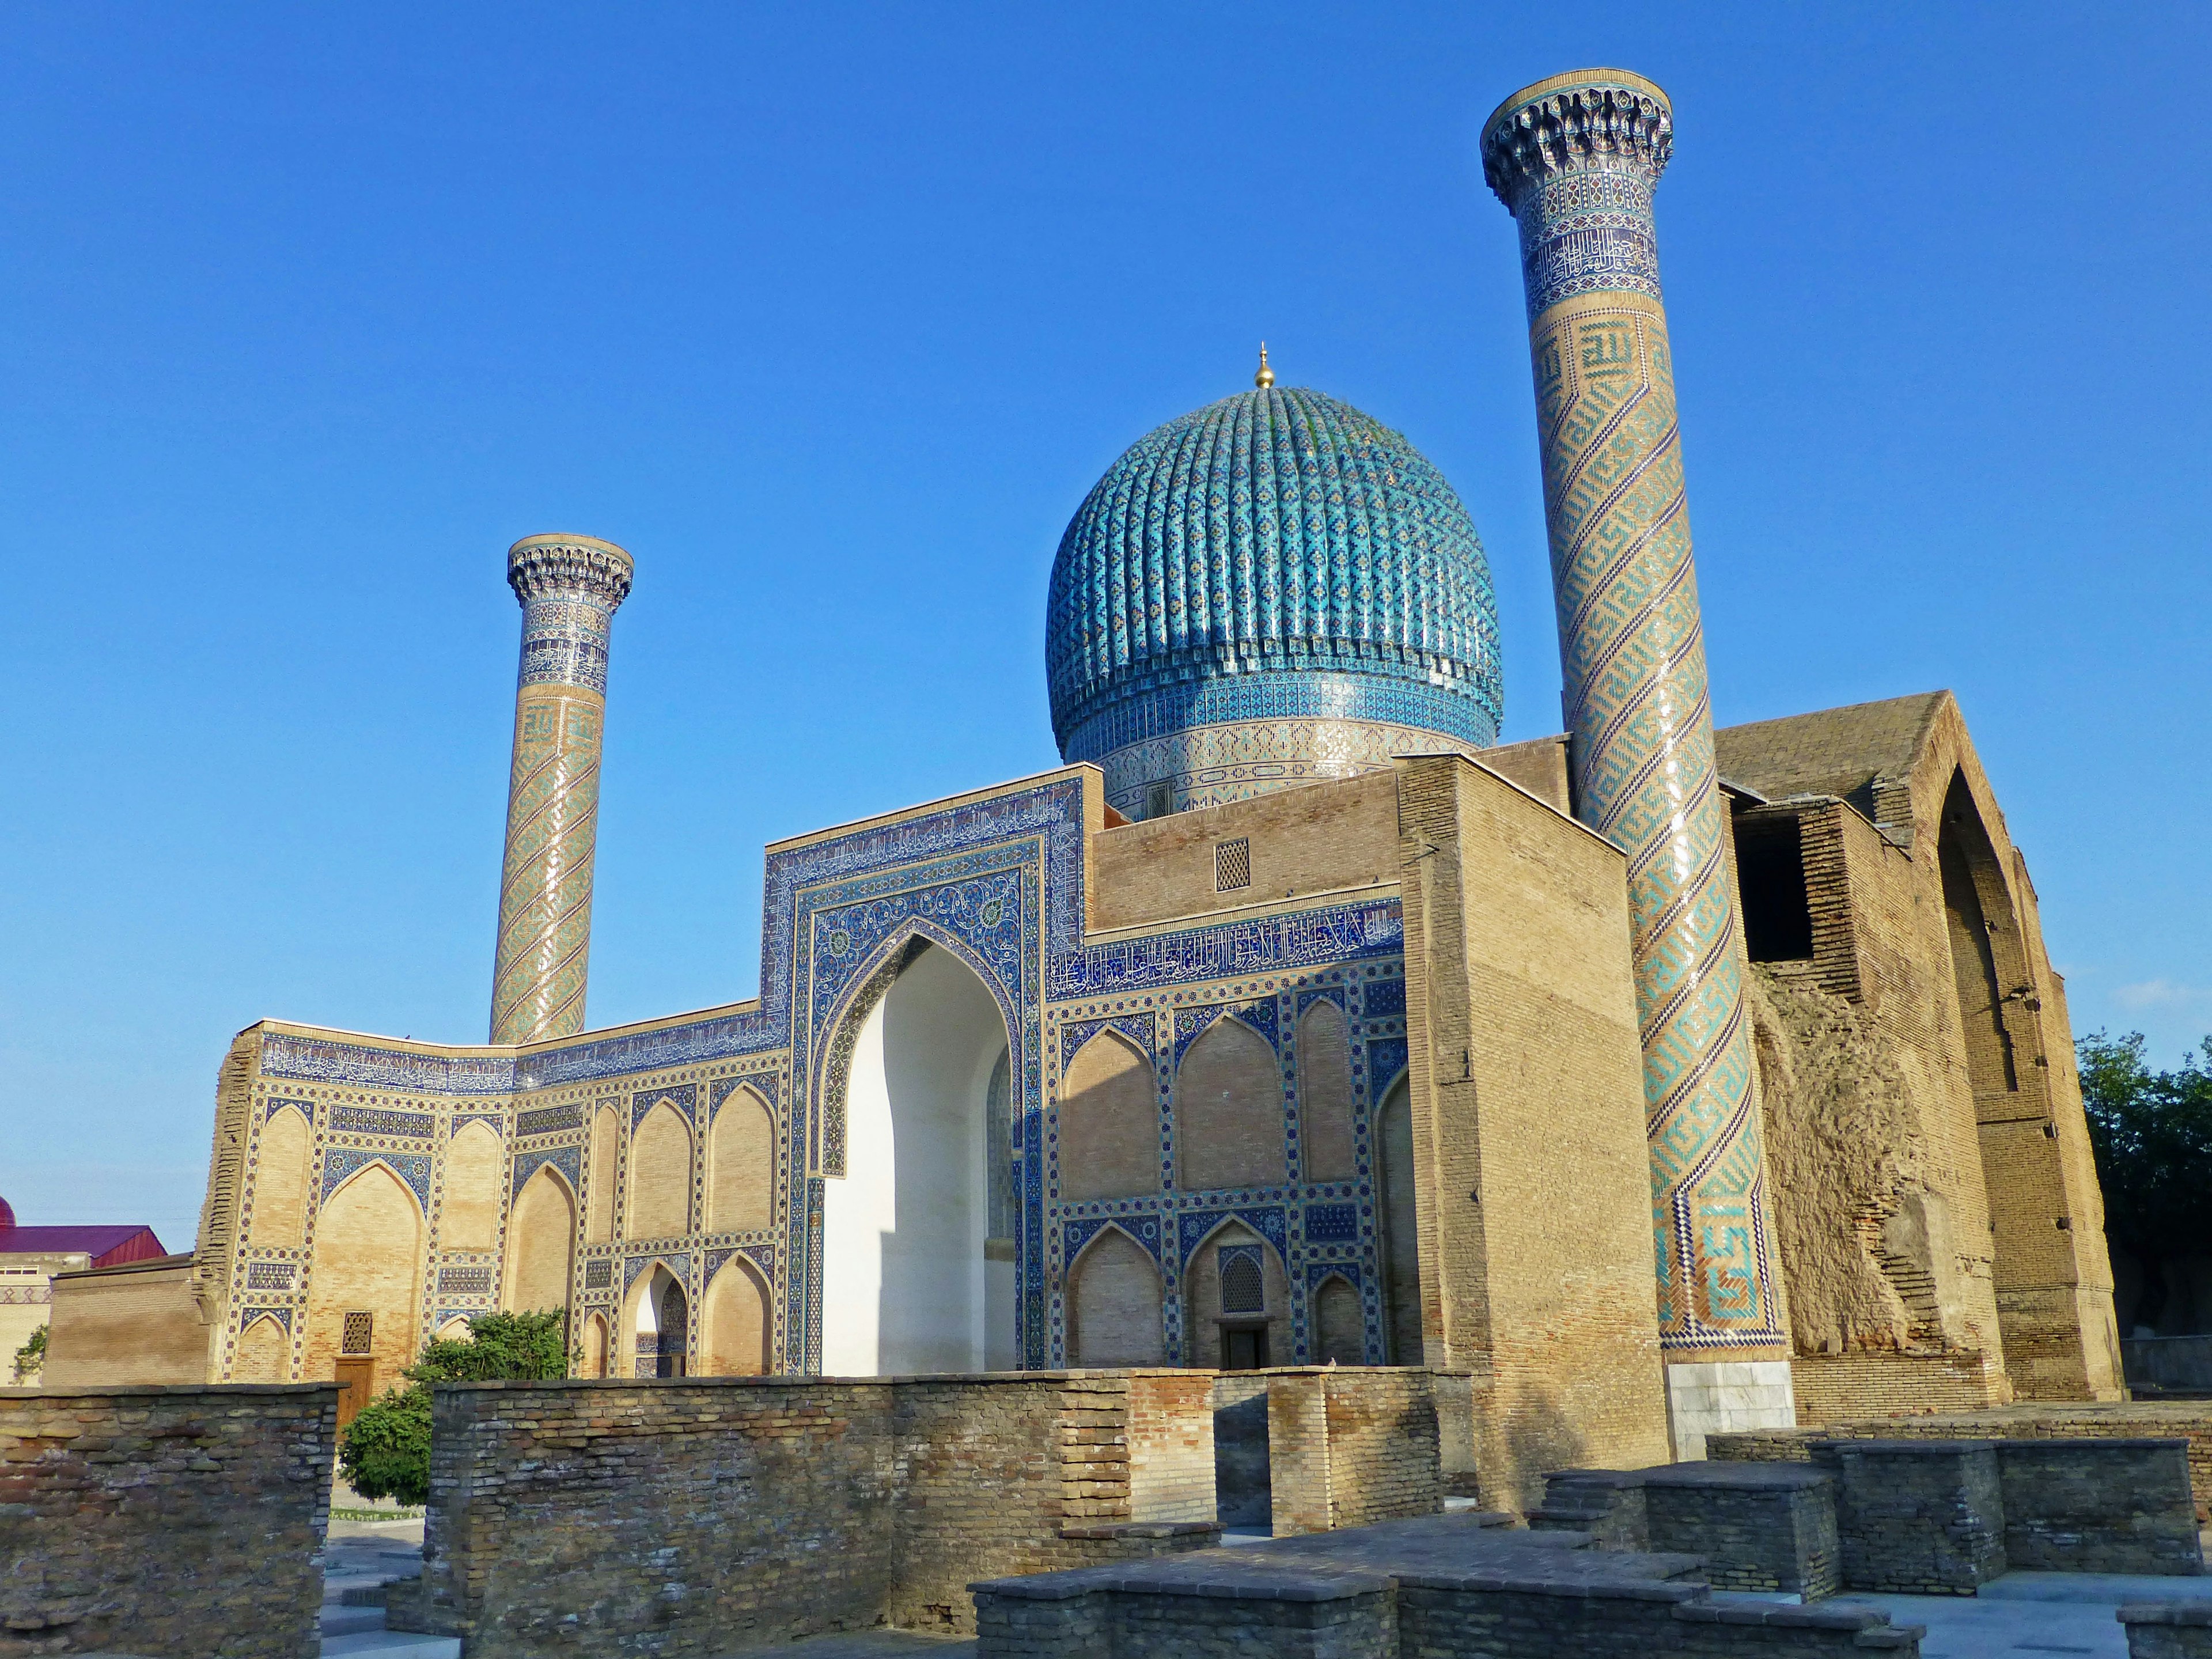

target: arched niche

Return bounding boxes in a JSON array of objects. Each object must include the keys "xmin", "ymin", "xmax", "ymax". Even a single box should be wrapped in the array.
[
  {"xmin": 505, "ymin": 1165, "xmax": 576, "ymax": 1319},
  {"xmin": 441, "ymin": 1121, "xmax": 504, "ymax": 1252},
  {"xmin": 628, "ymin": 1101, "xmax": 694, "ymax": 1242},
  {"xmin": 1066, "ymin": 1226, "xmax": 1165, "ymax": 1366},
  {"xmin": 1059, "ymin": 1028, "xmax": 1158, "ymax": 1202},
  {"xmin": 1176, "ymin": 1017, "xmax": 1285, "ymax": 1194},
  {"xmin": 1938, "ymin": 770, "xmax": 2028, "ymax": 1101},
  {"xmin": 822, "ymin": 937, "xmax": 1016, "ymax": 1374},
  {"xmin": 581, "ymin": 1312, "xmax": 609, "ymax": 1378},
  {"xmin": 1297, "ymin": 1001, "xmax": 1357, "ymax": 1184},
  {"xmin": 233, "ymin": 1314, "xmax": 289, "ymax": 1383},
  {"xmin": 250, "ymin": 1104, "xmax": 312, "ymax": 1249},
  {"xmin": 1183, "ymin": 1218, "xmax": 1289, "ymax": 1369},
  {"xmin": 1376, "ymin": 1076, "xmax": 1422, "ymax": 1363},
  {"xmin": 1312, "ymin": 1272, "xmax": 1365, "ymax": 1365},
  {"xmin": 626, "ymin": 1262, "xmax": 689, "ymax": 1378},
  {"xmin": 303, "ymin": 1161, "xmax": 425, "ymax": 1392},
  {"xmin": 707, "ymin": 1086, "xmax": 775, "ymax": 1234},
  {"xmin": 701, "ymin": 1256, "xmax": 773, "ymax": 1376}
]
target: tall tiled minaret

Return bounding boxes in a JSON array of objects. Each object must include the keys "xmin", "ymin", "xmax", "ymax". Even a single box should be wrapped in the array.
[
  {"xmin": 489, "ymin": 535, "xmax": 634, "ymax": 1046},
  {"xmin": 1481, "ymin": 71, "xmax": 1793, "ymax": 1453}
]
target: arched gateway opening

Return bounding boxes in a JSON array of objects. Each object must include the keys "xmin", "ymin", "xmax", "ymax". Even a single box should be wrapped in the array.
[{"xmin": 821, "ymin": 940, "xmax": 1017, "ymax": 1374}]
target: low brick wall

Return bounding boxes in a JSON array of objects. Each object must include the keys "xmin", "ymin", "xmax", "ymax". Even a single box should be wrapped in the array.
[
  {"xmin": 1538, "ymin": 1465, "xmax": 1837, "ymax": 1597},
  {"xmin": 1211, "ymin": 1368, "xmax": 1442, "ymax": 1539},
  {"xmin": 1995, "ymin": 1440, "xmax": 2203, "ymax": 1575},
  {"xmin": 1710, "ymin": 1402, "xmax": 2212, "ymax": 1524},
  {"xmin": 976, "ymin": 1555, "xmax": 1922, "ymax": 1657},
  {"xmin": 2120, "ymin": 1601, "xmax": 2212, "ymax": 1658},
  {"xmin": 1811, "ymin": 1440, "xmax": 2008, "ymax": 1596},
  {"xmin": 409, "ymin": 1370, "xmax": 1219, "ymax": 1656},
  {"xmin": 0, "ymin": 1382, "xmax": 339, "ymax": 1659},
  {"xmin": 1391, "ymin": 1576, "xmax": 1919, "ymax": 1657}
]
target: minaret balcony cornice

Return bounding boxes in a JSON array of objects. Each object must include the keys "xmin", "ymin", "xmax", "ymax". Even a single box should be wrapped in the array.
[
  {"xmin": 506, "ymin": 534, "xmax": 635, "ymax": 609},
  {"xmin": 1480, "ymin": 71, "xmax": 1673, "ymax": 212}
]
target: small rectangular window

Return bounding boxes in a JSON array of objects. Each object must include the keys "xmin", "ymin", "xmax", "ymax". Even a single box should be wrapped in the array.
[
  {"xmin": 1145, "ymin": 780, "xmax": 1173, "ymax": 820},
  {"xmin": 340, "ymin": 1312, "xmax": 374, "ymax": 1355},
  {"xmin": 1215, "ymin": 838, "xmax": 1252, "ymax": 892}
]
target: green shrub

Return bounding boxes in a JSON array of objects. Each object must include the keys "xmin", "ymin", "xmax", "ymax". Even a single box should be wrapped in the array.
[
  {"xmin": 11, "ymin": 1323, "xmax": 46, "ymax": 1383},
  {"xmin": 336, "ymin": 1309, "xmax": 567, "ymax": 1505},
  {"xmin": 336, "ymin": 1381, "xmax": 433, "ymax": 1505}
]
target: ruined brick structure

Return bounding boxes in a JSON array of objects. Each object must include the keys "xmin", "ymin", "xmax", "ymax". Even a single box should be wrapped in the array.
[
  {"xmin": 0, "ymin": 1382, "xmax": 338, "ymax": 1659},
  {"xmin": 54, "ymin": 66, "xmax": 2119, "ymax": 1505}
]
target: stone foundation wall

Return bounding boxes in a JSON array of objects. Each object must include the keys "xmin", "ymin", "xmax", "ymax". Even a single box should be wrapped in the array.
[
  {"xmin": 0, "ymin": 1382, "xmax": 338, "ymax": 1659},
  {"xmin": 1994, "ymin": 1440, "xmax": 2202, "ymax": 1575},
  {"xmin": 411, "ymin": 1370, "xmax": 1219, "ymax": 1654},
  {"xmin": 2122, "ymin": 1603, "xmax": 2212, "ymax": 1659},
  {"xmin": 1814, "ymin": 1440, "xmax": 2008, "ymax": 1595},
  {"xmin": 1710, "ymin": 1402, "xmax": 2212, "ymax": 1524}
]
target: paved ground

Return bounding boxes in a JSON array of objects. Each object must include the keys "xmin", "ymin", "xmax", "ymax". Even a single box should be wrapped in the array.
[
  {"xmin": 1710, "ymin": 1571, "xmax": 2212, "ymax": 1658},
  {"xmin": 710, "ymin": 1635, "xmax": 974, "ymax": 1659},
  {"xmin": 321, "ymin": 1518, "xmax": 452, "ymax": 1659},
  {"xmin": 312, "ymin": 1513, "xmax": 2212, "ymax": 1658}
]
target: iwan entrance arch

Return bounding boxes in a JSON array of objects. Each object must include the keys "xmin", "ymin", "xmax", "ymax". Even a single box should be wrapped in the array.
[{"xmin": 821, "ymin": 938, "xmax": 1018, "ymax": 1374}]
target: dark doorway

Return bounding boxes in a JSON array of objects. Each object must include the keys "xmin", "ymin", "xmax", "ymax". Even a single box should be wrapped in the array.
[
  {"xmin": 1221, "ymin": 1325, "xmax": 1269, "ymax": 1370},
  {"xmin": 1734, "ymin": 812, "xmax": 1815, "ymax": 962},
  {"xmin": 656, "ymin": 1278, "xmax": 689, "ymax": 1378},
  {"xmin": 1213, "ymin": 1384, "xmax": 1272, "ymax": 1529}
]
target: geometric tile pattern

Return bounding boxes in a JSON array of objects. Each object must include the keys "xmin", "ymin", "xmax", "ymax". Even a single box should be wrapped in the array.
[
  {"xmin": 1047, "ymin": 384, "xmax": 1502, "ymax": 807},
  {"xmin": 251, "ymin": 767, "xmax": 1417, "ymax": 1377},
  {"xmin": 1484, "ymin": 73, "xmax": 1784, "ymax": 1352}
]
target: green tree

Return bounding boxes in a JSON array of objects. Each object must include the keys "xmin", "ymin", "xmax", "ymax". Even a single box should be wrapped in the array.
[
  {"xmin": 338, "ymin": 1309, "xmax": 568, "ymax": 1505},
  {"xmin": 2078, "ymin": 1031, "xmax": 2212, "ymax": 1332},
  {"xmin": 12, "ymin": 1323, "xmax": 46, "ymax": 1382}
]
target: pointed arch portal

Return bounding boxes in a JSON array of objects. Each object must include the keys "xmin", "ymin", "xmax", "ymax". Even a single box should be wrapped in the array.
[{"xmin": 821, "ymin": 941, "xmax": 1016, "ymax": 1374}]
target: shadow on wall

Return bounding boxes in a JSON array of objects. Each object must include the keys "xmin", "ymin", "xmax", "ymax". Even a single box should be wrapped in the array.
[{"xmin": 1493, "ymin": 1380, "xmax": 1594, "ymax": 1514}]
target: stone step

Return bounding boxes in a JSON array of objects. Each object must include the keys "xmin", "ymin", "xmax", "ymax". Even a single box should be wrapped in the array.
[
  {"xmin": 320, "ymin": 1633, "xmax": 461, "ymax": 1659},
  {"xmin": 319, "ymin": 1608, "xmax": 389, "ymax": 1638}
]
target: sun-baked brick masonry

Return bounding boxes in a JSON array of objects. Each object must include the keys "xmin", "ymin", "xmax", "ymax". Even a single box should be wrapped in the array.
[
  {"xmin": 1710, "ymin": 1402, "xmax": 2212, "ymax": 1524},
  {"xmin": 0, "ymin": 1382, "xmax": 337, "ymax": 1659},
  {"xmin": 397, "ymin": 1366, "xmax": 1450, "ymax": 1653},
  {"xmin": 405, "ymin": 1371, "xmax": 1222, "ymax": 1653}
]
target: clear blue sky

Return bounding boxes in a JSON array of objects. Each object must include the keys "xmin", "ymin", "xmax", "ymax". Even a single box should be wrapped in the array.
[{"xmin": 5, "ymin": 5, "xmax": 2207, "ymax": 1245}]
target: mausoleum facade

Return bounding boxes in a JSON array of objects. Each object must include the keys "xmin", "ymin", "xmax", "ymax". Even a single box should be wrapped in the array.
[{"xmin": 64, "ymin": 69, "xmax": 2122, "ymax": 1484}]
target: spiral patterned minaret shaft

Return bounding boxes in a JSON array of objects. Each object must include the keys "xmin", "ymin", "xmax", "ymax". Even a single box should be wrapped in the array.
[
  {"xmin": 489, "ymin": 534, "xmax": 634, "ymax": 1046},
  {"xmin": 1481, "ymin": 72, "xmax": 1789, "ymax": 1380}
]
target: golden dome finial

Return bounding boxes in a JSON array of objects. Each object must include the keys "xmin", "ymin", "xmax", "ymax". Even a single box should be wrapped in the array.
[{"xmin": 1255, "ymin": 342, "xmax": 1274, "ymax": 389}]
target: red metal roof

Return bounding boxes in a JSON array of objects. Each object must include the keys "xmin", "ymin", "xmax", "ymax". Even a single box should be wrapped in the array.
[{"xmin": 0, "ymin": 1225, "xmax": 168, "ymax": 1267}]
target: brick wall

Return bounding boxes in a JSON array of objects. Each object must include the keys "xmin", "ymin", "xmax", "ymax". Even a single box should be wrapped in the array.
[
  {"xmin": 0, "ymin": 1382, "xmax": 338, "ymax": 1659},
  {"xmin": 1393, "ymin": 755, "xmax": 1671, "ymax": 1510},
  {"xmin": 409, "ymin": 1370, "xmax": 1219, "ymax": 1654},
  {"xmin": 1710, "ymin": 1401, "xmax": 2212, "ymax": 1524},
  {"xmin": 1321, "ymin": 1368, "xmax": 1441, "ymax": 1529},
  {"xmin": 1813, "ymin": 1440, "xmax": 2008, "ymax": 1594},
  {"xmin": 1993, "ymin": 1440, "xmax": 2202, "ymax": 1575}
]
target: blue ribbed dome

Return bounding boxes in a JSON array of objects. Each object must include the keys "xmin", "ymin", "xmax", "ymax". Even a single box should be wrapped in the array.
[{"xmin": 1046, "ymin": 386, "xmax": 1501, "ymax": 808}]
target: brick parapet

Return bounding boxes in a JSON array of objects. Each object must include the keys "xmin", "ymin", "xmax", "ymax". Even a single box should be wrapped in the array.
[
  {"xmin": 411, "ymin": 1371, "xmax": 1221, "ymax": 1653},
  {"xmin": 0, "ymin": 1382, "xmax": 338, "ymax": 1659},
  {"xmin": 1711, "ymin": 1403, "xmax": 2212, "ymax": 1524}
]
